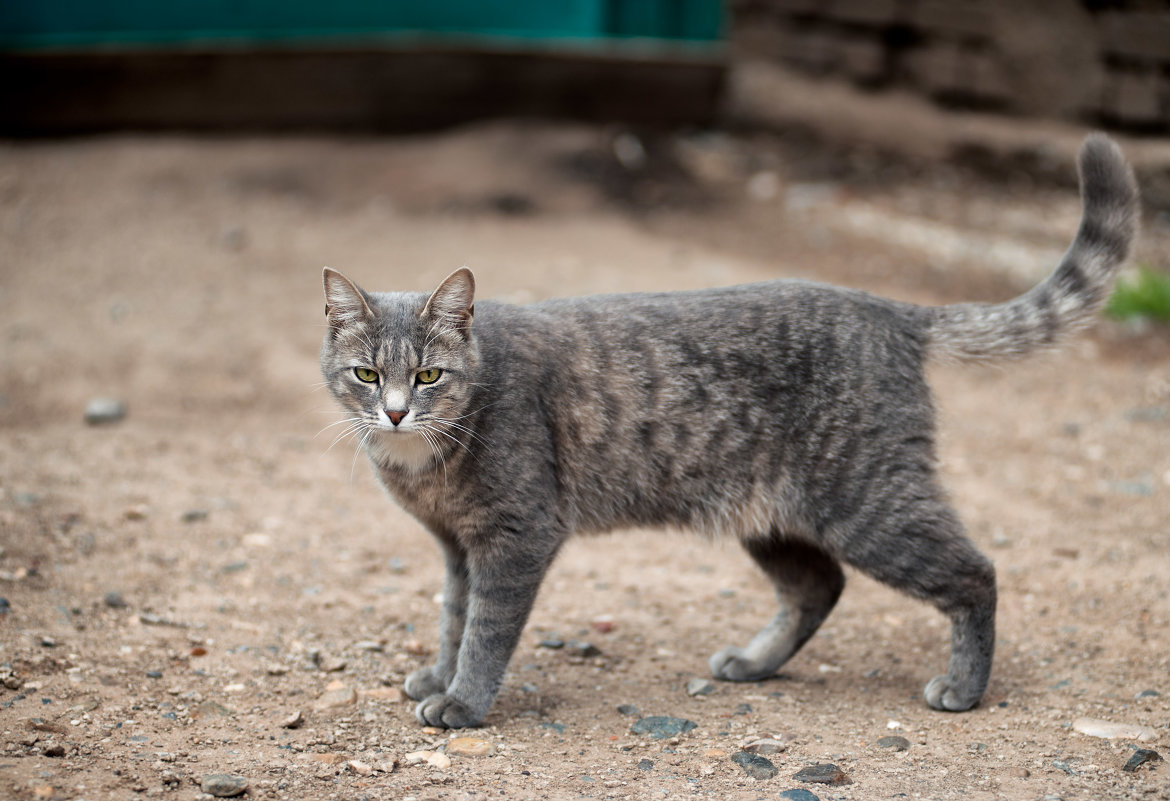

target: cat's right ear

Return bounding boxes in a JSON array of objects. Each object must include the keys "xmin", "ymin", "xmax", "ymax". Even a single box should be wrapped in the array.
[{"xmin": 323, "ymin": 267, "xmax": 375, "ymax": 328}]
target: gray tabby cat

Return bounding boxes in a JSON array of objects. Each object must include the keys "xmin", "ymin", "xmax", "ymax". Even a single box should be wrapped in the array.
[{"xmin": 320, "ymin": 134, "xmax": 1137, "ymax": 729}]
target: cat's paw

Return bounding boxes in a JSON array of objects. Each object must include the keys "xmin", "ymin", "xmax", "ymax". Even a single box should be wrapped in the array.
[
  {"xmin": 709, "ymin": 646, "xmax": 775, "ymax": 682},
  {"xmin": 404, "ymin": 667, "xmax": 447, "ymax": 701},
  {"xmin": 415, "ymin": 693, "xmax": 483, "ymax": 729},
  {"xmin": 923, "ymin": 675, "xmax": 982, "ymax": 712}
]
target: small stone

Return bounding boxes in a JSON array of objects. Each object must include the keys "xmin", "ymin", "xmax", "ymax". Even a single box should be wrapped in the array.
[
  {"xmin": 743, "ymin": 738, "xmax": 787, "ymax": 755},
  {"xmin": 180, "ymin": 509, "xmax": 208, "ymax": 523},
  {"xmin": 313, "ymin": 685, "xmax": 356, "ymax": 711},
  {"xmin": 265, "ymin": 663, "xmax": 289, "ymax": 676},
  {"xmin": 308, "ymin": 753, "xmax": 346, "ymax": 765},
  {"xmin": 352, "ymin": 640, "xmax": 384, "ymax": 652},
  {"xmin": 538, "ymin": 638, "xmax": 565, "ymax": 650},
  {"xmin": 317, "ymin": 656, "xmax": 347, "ymax": 673},
  {"xmin": 403, "ymin": 638, "xmax": 427, "ymax": 656},
  {"xmin": 42, "ymin": 744, "xmax": 66, "ymax": 757},
  {"xmin": 637, "ymin": 759, "xmax": 654, "ymax": 771},
  {"xmin": 39, "ymin": 636, "xmax": 56, "ymax": 648},
  {"xmin": 426, "ymin": 752, "xmax": 452, "ymax": 769},
  {"xmin": 630, "ymin": 716, "xmax": 697, "ymax": 739},
  {"xmin": 704, "ymin": 748, "xmax": 727, "ymax": 758},
  {"xmin": 347, "ymin": 759, "xmax": 373, "ymax": 776},
  {"xmin": 191, "ymin": 700, "xmax": 234, "ymax": 718},
  {"xmin": 685, "ymin": 678, "xmax": 715, "ymax": 697},
  {"xmin": 0, "ymin": 597, "xmax": 9, "ymax": 615},
  {"xmin": 123, "ymin": 504, "xmax": 149, "ymax": 521},
  {"xmin": 876, "ymin": 735, "xmax": 911, "ymax": 752},
  {"xmin": 732, "ymin": 750, "xmax": 778, "ymax": 780},
  {"xmin": 1134, "ymin": 689, "xmax": 1160, "ymax": 700},
  {"xmin": 84, "ymin": 398, "xmax": 126, "ymax": 425},
  {"xmin": 145, "ymin": 670, "xmax": 162, "ymax": 679},
  {"xmin": 103, "ymin": 591, "xmax": 127, "ymax": 609},
  {"xmin": 360, "ymin": 686, "xmax": 405, "ymax": 702},
  {"xmin": 616, "ymin": 704, "xmax": 640, "ymax": 717},
  {"xmin": 591, "ymin": 615, "xmax": 615, "ymax": 633},
  {"xmin": 794, "ymin": 763, "xmax": 849, "ymax": 785},
  {"xmin": 1073, "ymin": 717, "xmax": 1157, "ymax": 742},
  {"xmin": 200, "ymin": 774, "xmax": 248, "ymax": 797},
  {"xmin": 280, "ymin": 709, "xmax": 304, "ymax": 729},
  {"xmin": 1008, "ymin": 767, "xmax": 1030, "ymax": 778},
  {"xmin": 565, "ymin": 640, "xmax": 601, "ymax": 658},
  {"xmin": 404, "ymin": 750, "xmax": 433, "ymax": 765},
  {"xmin": 447, "ymin": 737, "xmax": 495, "ymax": 757},
  {"xmin": 1123, "ymin": 749, "xmax": 1162, "ymax": 772},
  {"xmin": 779, "ymin": 790, "xmax": 820, "ymax": 801}
]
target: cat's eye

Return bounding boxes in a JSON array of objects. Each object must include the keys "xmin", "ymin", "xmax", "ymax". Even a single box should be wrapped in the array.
[
  {"xmin": 353, "ymin": 367, "xmax": 379, "ymax": 383},
  {"xmin": 415, "ymin": 368, "xmax": 442, "ymax": 385}
]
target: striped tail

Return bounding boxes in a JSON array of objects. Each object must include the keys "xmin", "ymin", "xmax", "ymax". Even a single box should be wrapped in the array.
[{"xmin": 927, "ymin": 134, "xmax": 1139, "ymax": 362}]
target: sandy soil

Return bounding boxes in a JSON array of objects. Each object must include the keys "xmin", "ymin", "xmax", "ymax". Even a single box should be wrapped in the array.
[{"xmin": 1, "ymin": 118, "xmax": 1169, "ymax": 801}]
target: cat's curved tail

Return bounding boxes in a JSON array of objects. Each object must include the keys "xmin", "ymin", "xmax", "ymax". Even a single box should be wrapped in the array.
[{"xmin": 926, "ymin": 134, "xmax": 1139, "ymax": 362}]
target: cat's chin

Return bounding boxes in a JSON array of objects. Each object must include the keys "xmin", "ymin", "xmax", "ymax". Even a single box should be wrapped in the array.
[{"xmin": 364, "ymin": 428, "xmax": 437, "ymax": 473}]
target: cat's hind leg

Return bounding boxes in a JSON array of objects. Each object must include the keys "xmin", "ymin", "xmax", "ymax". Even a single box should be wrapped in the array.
[
  {"xmin": 710, "ymin": 537, "xmax": 845, "ymax": 682},
  {"xmin": 842, "ymin": 501, "xmax": 996, "ymax": 712}
]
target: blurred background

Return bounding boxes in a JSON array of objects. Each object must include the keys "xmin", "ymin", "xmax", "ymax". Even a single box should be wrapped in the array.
[{"xmin": 1, "ymin": 4, "xmax": 1170, "ymax": 800}]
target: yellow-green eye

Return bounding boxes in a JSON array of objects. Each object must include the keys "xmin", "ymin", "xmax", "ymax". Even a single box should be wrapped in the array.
[
  {"xmin": 415, "ymin": 368, "xmax": 442, "ymax": 385},
  {"xmin": 353, "ymin": 367, "xmax": 379, "ymax": 383}
]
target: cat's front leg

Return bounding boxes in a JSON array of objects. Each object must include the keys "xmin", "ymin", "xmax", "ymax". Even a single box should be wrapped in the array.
[
  {"xmin": 404, "ymin": 541, "xmax": 468, "ymax": 701},
  {"xmin": 414, "ymin": 539, "xmax": 557, "ymax": 728}
]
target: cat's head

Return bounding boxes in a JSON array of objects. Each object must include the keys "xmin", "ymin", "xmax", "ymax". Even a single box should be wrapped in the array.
[{"xmin": 320, "ymin": 267, "xmax": 480, "ymax": 471}]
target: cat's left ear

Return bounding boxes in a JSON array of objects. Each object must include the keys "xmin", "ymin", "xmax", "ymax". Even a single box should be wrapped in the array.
[{"xmin": 422, "ymin": 267, "xmax": 475, "ymax": 340}]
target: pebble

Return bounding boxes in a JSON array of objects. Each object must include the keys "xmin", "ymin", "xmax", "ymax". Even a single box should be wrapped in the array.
[
  {"xmin": 793, "ymin": 764, "xmax": 849, "ymax": 785},
  {"xmin": 352, "ymin": 640, "xmax": 384, "ymax": 652},
  {"xmin": 347, "ymin": 759, "xmax": 373, "ymax": 776},
  {"xmin": 1072, "ymin": 717, "xmax": 1157, "ymax": 742},
  {"xmin": 637, "ymin": 759, "xmax": 654, "ymax": 771},
  {"xmin": 743, "ymin": 738, "xmax": 787, "ymax": 755},
  {"xmin": 200, "ymin": 774, "xmax": 248, "ymax": 797},
  {"xmin": 591, "ymin": 615, "xmax": 615, "ymax": 633},
  {"xmin": 280, "ymin": 710, "xmax": 304, "ymax": 729},
  {"xmin": 42, "ymin": 744, "xmax": 65, "ymax": 757},
  {"xmin": 1134, "ymin": 689, "xmax": 1160, "ymax": 700},
  {"xmin": 1123, "ymin": 749, "xmax": 1162, "ymax": 773},
  {"xmin": 312, "ymin": 685, "xmax": 356, "ymax": 711},
  {"xmin": 732, "ymin": 750, "xmax": 778, "ymax": 780},
  {"xmin": 103, "ymin": 591, "xmax": 127, "ymax": 609},
  {"xmin": 779, "ymin": 790, "xmax": 820, "ymax": 801},
  {"xmin": 406, "ymin": 750, "xmax": 452, "ymax": 768},
  {"xmin": 565, "ymin": 640, "xmax": 601, "ymax": 658},
  {"xmin": 317, "ymin": 656, "xmax": 347, "ymax": 673},
  {"xmin": 84, "ymin": 398, "xmax": 126, "ymax": 425},
  {"xmin": 1008, "ymin": 767, "xmax": 1030, "ymax": 778},
  {"xmin": 360, "ymin": 687, "xmax": 405, "ymax": 702},
  {"xmin": 630, "ymin": 716, "xmax": 697, "ymax": 739},
  {"xmin": 447, "ymin": 737, "xmax": 495, "ymax": 757},
  {"xmin": 180, "ymin": 509, "xmax": 208, "ymax": 523},
  {"xmin": 876, "ymin": 735, "xmax": 911, "ymax": 752},
  {"xmin": 538, "ymin": 638, "xmax": 565, "ymax": 649},
  {"xmin": 616, "ymin": 704, "xmax": 640, "ymax": 717},
  {"xmin": 0, "ymin": 597, "xmax": 8, "ymax": 615},
  {"xmin": 685, "ymin": 678, "xmax": 715, "ymax": 697}
]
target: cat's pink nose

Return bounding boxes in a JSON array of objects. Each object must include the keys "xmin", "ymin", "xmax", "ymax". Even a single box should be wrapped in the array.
[{"xmin": 387, "ymin": 410, "xmax": 407, "ymax": 426}]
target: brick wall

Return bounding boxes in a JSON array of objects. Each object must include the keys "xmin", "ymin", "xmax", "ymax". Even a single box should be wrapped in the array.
[{"xmin": 732, "ymin": 0, "xmax": 1170, "ymax": 132}]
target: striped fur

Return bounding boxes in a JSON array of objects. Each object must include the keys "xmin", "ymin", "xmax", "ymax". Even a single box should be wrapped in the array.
[
  {"xmin": 320, "ymin": 135, "xmax": 1139, "ymax": 729},
  {"xmin": 928, "ymin": 134, "xmax": 1138, "ymax": 361}
]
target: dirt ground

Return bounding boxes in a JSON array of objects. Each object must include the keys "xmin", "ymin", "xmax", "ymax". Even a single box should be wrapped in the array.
[{"xmin": 2, "ymin": 104, "xmax": 1170, "ymax": 801}]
